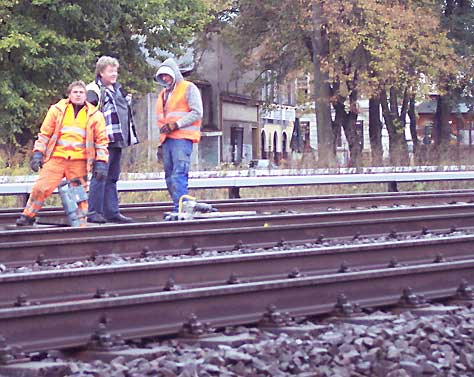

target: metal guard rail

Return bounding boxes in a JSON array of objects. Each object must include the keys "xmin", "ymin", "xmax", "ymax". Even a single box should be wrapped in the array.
[{"xmin": 1, "ymin": 171, "xmax": 474, "ymax": 206}]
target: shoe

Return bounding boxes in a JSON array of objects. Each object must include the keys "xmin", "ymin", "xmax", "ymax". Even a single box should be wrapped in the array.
[
  {"xmin": 16, "ymin": 215, "xmax": 36, "ymax": 226},
  {"xmin": 163, "ymin": 212, "xmax": 179, "ymax": 221},
  {"xmin": 87, "ymin": 213, "xmax": 107, "ymax": 224},
  {"xmin": 105, "ymin": 213, "xmax": 133, "ymax": 224}
]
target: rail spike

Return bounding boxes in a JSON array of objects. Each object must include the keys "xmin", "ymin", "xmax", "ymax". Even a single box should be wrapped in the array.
[
  {"xmin": 276, "ymin": 238, "xmax": 286, "ymax": 248},
  {"xmin": 189, "ymin": 243, "xmax": 200, "ymax": 256},
  {"xmin": 93, "ymin": 288, "xmax": 110, "ymax": 299},
  {"xmin": 179, "ymin": 313, "xmax": 215, "ymax": 338},
  {"xmin": 433, "ymin": 253, "xmax": 447, "ymax": 263},
  {"xmin": 90, "ymin": 250, "xmax": 99, "ymax": 262},
  {"xmin": 0, "ymin": 336, "xmax": 26, "ymax": 365},
  {"xmin": 14, "ymin": 293, "xmax": 31, "ymax": 307},
  {"xmin": 456, "ymin": 280, "xmax": 474, "ymax": 301},
  {"xmin": 388, "ymin": 257, "xmax": 403, "ymax": 268},
  {"xmin": 288, "ymin": 267, "xmax": 303, "ymax": 279},
  {"xmin": 387, "ymin": 230, "xmax": 398, "ymax": 240},
  {"xmin": 88, "ymin": 322, "xmax": 126, "ymax": 351},
  {"xmin": 233, "ymin": 240, "xmax": 244, "ymax": 251},
  {"xmin": 35, "ymin": 254, "xmax": 47, "ymax": 266},
  {"xmin": 259, "ymin": 304, "xmax": 294, "ymax": 327},
  {"xmin": 227, "ymin": 273, "xmax": 241, "ymax": 285},
  {"xmin": 315, "ymin": 235, "xmax": 324, "ymax": 244},
  {"xmin": 338, "ymin": 262, "xmax": 351, "ymax": 273},
  {"xmin": 398, "ymin": 287, "xmax": 428, "ymax": 308},
  {"xmin": 163, "ymin": 277, "xmax": 180, "ymax": 291},
  {"xmin": 140, "ymin": 246, "xmax": 151, "ymax": 258},
  {"xmin": 332, "ymin": 293, "xmax": 361, "ymax": 317}
]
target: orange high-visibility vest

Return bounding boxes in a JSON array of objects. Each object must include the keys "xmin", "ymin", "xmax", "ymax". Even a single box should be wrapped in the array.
[
  {"xmin": 156, "ymin": 80, "xmax": 201, "ymax": 144},
  {"xmin": 34, "ymin": 99, "xmax": 109, "ymax": 173},
  {"xmin": 52, "ymin": 105, "xmax": 87, "ymax": 160}
]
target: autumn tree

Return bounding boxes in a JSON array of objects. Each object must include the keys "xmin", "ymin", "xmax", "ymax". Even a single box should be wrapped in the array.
[{"xmin": 229, "ymin": 0, "xmax": 458, "ymax": 166}]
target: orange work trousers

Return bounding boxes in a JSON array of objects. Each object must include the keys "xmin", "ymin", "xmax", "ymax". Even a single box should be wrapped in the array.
[{"xmin": 23, "ymin": 157, "xmax": 88, "ymax": 225}]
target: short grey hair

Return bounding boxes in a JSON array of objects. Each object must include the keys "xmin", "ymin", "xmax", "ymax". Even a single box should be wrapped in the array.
[
  {"xmin": 95, "ymin": 56, "xmax": 119, "ymax": 76},
  {"xmin": 67, "ymin": 80, "xmax": 87, "ymax": 93}
]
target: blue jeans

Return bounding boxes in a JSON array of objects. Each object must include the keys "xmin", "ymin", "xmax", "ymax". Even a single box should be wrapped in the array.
[
  {"xmin": 88, "ymin": 147, "xmax": 122, "ymax": 218},
  {"xmin": 162, "ymin": 138, "xmax": 193, "ymax": 211}
]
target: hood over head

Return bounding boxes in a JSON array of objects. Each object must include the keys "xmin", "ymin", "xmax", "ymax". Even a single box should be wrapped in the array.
[{"xmin": 154, "ymin": 58, "xmax": 183, "ymax": 88}]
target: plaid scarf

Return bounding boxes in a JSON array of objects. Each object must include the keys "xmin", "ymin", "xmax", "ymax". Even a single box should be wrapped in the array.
[{"xmin": 98, "ymin": 80, "xmax": 123, "ymax": 143}]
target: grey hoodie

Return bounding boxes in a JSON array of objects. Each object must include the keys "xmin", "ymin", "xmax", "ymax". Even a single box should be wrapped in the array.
[{"xmin": 155, "ymin": 58, "xmax": 203, "ymax": 129}]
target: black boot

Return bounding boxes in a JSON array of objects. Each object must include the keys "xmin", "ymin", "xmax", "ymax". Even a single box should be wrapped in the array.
[
  {"xmin": 16, "ymin": 215, "xmax": 36, "ymax": 226},
  {"xmin": 105, "ymin": 213, "xmax": 133, "ymax": 224},
  {"xmin": 87, "ymin": 213, "xmax": 107, "ymax": 224}
]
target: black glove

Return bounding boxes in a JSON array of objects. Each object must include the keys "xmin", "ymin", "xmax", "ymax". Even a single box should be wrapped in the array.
[
  {"xmin": 156, "ymin": 146, "xmax": 163, "ymax": 162},
  {"xmin": 160, "ymin": 122, "xmax": 178, "ymax": 134},
  {"xmin": 93, "ymin": 161, "xmax": 108, "ymax": 181},
  {"xmin": 30, "ymin": 151, "xmax": 44, "ymax": 172}
]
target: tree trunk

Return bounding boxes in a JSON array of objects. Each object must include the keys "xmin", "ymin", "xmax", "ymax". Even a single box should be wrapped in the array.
[
  {"xmin": 380, "ymin": 87, "xmax": 410, "ymax": 165},
  {"xmin": 434, "ymin": 94, "xmax": 452, "ymax": 161},
  {"xmin": 312, "ymin": 0, "xmax": 335, "ymax": 166},
  {"xmin": 369, "ymin": 96, "xmax": 383, "ymax": 166},
  {"xmin": 408, "ymin": 94, "xmax": 418, "ymax": 161},
  {"xmin": 333, "ymin": 98, "xmax": 361, "ymax": 167}
]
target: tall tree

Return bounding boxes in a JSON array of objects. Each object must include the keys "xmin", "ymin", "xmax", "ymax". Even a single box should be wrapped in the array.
[
  {"xmin": 435, "ymin": 0, "xmax": 474, "ymax": 161},
  {"xmin": 231, "ymin": 0, "xmax": 456, "ymax": 166},
  {"xmin": 0, "ymin": 0, "xmax": 208, "ymax": 159}
]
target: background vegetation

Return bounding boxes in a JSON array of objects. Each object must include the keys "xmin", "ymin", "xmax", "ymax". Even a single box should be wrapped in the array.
[{"xmin": 2, "ymin": 0, "xmax": 474, "ymax": 208}]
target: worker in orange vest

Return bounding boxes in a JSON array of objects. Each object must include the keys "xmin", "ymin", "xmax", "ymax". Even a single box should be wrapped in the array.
[
  {"xmin": 154, "ymin": 58, "xmax": 203, "ymax": 213},
  {"xmin": 16, "ymin": 81, "xmax": 109, "ymax": 227}
]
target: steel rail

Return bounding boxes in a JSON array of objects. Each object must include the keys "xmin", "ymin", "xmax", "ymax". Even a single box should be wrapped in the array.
[
  {"xmin": 1, "ymin": 189, "xmax": 473, "ymax": 226},
  {"xmin": 2, "ymin": 203, "xmax": 474, "ymax": 244},
  {"xmin": 0, "ymin": 260, "xmax": 472, "ymax": 353},
  {"xmin": 2, "ymin": 210, "xmax": 474, "ymax": 267},
  {"xmin": 1, "ymin": 233, "xmax": 473, "ymax": 309}
]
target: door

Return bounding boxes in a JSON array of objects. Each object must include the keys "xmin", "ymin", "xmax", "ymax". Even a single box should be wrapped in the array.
[{"xmin": 231, "ymin": 127, "xmax": 244, "ymax": 164}]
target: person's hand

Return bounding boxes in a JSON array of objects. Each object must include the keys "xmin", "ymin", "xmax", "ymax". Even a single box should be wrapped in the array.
[
  {"xmin": 156, "ymin": 146, "xmax": 162, "ymax": 162},
  {"xmin": 161, "ymin": 122, "xmax": 178, "ymax": 134},
  {"xmin": 29, "ymin": 151, "xmax": 44, "ymax": 172},
  {"xmin": 93, "ymin": 161, "xmax": 108, "ymax": 181}
]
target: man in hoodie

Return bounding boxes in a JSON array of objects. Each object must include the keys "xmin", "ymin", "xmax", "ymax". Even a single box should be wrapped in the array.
[
  {"xmin": 16, "ymin": 81, "xmax": 109, "ymax": 227},
  {"xmin": 154, "ymin": 58, "xmax": 203, "ymax": 213},
  {"xmin": 86, "ymin": 56, "xmax": 139, "ymax": 224}
]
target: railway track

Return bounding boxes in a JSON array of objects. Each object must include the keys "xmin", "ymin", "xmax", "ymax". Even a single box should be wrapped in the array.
[
  {"xmin": 1, "ymin": 232, "xmax": 472, "ymax": 309},
  {"xmin": 2, "ymin": 206, "xmax": 474, "ymax": 266},
  {"xmin": 0, "ymin": 189, "xmax": 473, "ymax": 363},
  {"xmin": 0, "ymin": 259, "xmax": 472, "ymax": 353},
  {"xmin": 2, "ymin": 202, "xmax": 474, "ymax": 244},
  {"xmin": 1, "ymin": 188, "xmax": 473, "ymax": 226}
]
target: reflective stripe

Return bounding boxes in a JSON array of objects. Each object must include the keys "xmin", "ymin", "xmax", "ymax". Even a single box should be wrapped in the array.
[
  {"xmin": 179, "ymin": 124, "xmax": 200, "ymax": 131},
  {"xmin": 24, "ymin": 201, "xmax": 43, "ymax": 215},
  {"xmin": 56, "ymin": 140, "xmax": 86, "ymax": 148},
  {"xmin": 52, "ymin": 105, "xmax": 88, "ymax": 159},
  {"xmin": 60, "ymin": 126, "xmax": 86, "ymax": 137},
  {"xmin": 167, "ymin": 111, "xmax": 191, "ymax": 117},
  {"xmin": 30, "ymin": 199, "xmax": 44, "ymax": 207}
]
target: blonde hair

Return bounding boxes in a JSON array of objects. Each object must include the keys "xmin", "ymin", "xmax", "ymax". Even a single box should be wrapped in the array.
[
  {"xmin": 67, "ymin": 80, "xmax": 86, "ymax": 93},
  {"xmin": 95, "ymin": 56, "xmax": 119, "ymax": 76}
]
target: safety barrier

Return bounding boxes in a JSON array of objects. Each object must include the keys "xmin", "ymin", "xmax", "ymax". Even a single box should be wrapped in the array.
[{"xmin": 2, "ymin": 168, "xmax": 474, "ymax": 206}]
